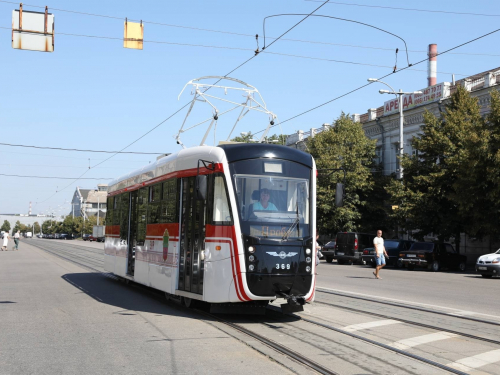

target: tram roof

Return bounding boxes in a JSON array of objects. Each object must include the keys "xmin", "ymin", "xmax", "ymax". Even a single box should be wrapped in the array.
[
  {"xmin": 218, "ymin": 143, "xmax": 313, "ymax": 168},
  {"xmin": 107, "ymin": 144, "xmax": 313, "ymax": 194},
  {"xmin": 107, "ymin": 146, "xmax": 225, "ymax": 194}
]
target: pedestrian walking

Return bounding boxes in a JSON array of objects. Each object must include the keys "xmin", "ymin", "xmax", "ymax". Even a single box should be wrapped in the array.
[
  {"xmin": 373, "ymin": 230, "xmax": 389, "ymax": 279},
  {"xmin": 315, "ymin": 233, "xmax": 323, "ymax": 266},
  {"xmin": 13, "ymin": 230, "xmax": 20, "ymax": 250},
  {"xmin": 1, "ymin": 231, "xmax": 9, "ymax": 251}
]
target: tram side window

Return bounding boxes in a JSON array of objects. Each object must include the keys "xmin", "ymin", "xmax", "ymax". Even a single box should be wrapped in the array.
[
  {"xmin": 119, "ymin": 193, "xmax": 129, "ymax": 240},
  {"xmin": 137, "ymin": 187, "xmax": 148, "ymax": 244},
  {"xmin": 148, "ymin": 184, "xmax": 162, "ymax": 224},
  {"xmin": 161, "ymin": 178, "xmax": 178, "ymax": 223},
  {"xmin": 112, "ymin": 195, "xmax": 121, "ymax": 226},
  {"xmin": 106, "ymin": 197, "xmax": 113, "ymax": 225},
  {"xmin": 212, "ymin": 175, "xmax": 232, "ymax": 225}
]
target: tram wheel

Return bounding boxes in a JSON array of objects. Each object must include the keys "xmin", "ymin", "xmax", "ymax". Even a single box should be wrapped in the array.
[{"xmin": 182, "ymin": 297, "xmax": 199, "ymax": 309}]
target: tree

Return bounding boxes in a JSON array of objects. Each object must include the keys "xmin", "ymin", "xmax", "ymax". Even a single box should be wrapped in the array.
[
  {"xmin": 308, "ymin": 113, "xmax": 377, "ymax": 236},
  {"xmin": 83, "ymin": 215, "xmax": 97, "ymax": 234},
  {"xmin": 33, "ymin": 222, "xmax": 41, "ymax": 234},
  {"xmin": 230, "ymin": 132, "xmax": 287, "ymax": 144},
  {"xmin": 386, "ymin": 86, "xmax": 500, "ymax": 249},
  {"xmin": 230, "ymin": 131, "xmax": 255, "ymax": 143},
  {"xmin": 0, "ymin": 220, "xmax": 11, "ymax": 233}
]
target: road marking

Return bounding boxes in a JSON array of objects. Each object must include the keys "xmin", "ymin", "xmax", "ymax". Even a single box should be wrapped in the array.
[
  {"xmin": 389, "ymin": 332, "xmax": 458, "ymax": 350},
  {"xmin": 343, "ymin": 319, "xmax": 401, "ymax": 332},
  {"xmin": 446, "ymin": 349, "xmax": 500, "ymax": 372},
  {"xmin": 317, "ymin": 286, "xmax": 500, "ymax": 321}
]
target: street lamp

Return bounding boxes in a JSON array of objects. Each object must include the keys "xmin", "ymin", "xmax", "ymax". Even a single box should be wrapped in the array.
[{"xmin": 367, "ymin": 78, "xmax": 422, "ymax": 179}]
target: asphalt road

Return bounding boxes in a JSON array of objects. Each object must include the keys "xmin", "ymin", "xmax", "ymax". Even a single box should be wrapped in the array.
[
  {"xmin": 0, "ymin": 240, "xmax": 295, "ymax": 375},
  {"xmin": 316, "ymin": 259, "xmax": 500, "ymax": 318},
  {"xmin": 3, "ymin": 239, "xmax": 499, "ymax": 374}
]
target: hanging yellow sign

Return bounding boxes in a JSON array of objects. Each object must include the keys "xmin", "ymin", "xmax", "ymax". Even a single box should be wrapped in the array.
[{"xmin": 124, "ymin": 19, "xmax": 143, "ymax": 50}]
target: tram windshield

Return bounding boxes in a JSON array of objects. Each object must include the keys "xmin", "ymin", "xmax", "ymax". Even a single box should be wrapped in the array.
[{"xmin": 230, "ymin": 159, "xmax": 311, "ymax": 239}]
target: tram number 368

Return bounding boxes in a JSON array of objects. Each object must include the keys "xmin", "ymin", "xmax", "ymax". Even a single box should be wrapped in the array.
[{"xmin": 276, "ymin": 263, "xmax": 291, "ymax": 270}]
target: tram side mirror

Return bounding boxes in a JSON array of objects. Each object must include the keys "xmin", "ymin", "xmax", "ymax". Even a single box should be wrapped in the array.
[
  {"xmin": 196, "ymin": 175, "xmax": 208, "ymax": 200},
  {"xmin": 335, "ymin": 183, "xmax": 344, "ymax": 207}
]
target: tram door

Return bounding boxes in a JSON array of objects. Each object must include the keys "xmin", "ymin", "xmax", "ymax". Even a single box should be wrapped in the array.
[
  {"xmin": 178, "ymin": 177, "xmax": 206, "ymax": 294},
  {"xmin": 127, "ymin": 190, "xmax": 138, "ymax": 276}
]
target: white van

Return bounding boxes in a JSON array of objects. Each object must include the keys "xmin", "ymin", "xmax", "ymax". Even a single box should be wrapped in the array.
[{"xmin": 26, "ymin": 232, "xmax": 33, "ymax": 238}]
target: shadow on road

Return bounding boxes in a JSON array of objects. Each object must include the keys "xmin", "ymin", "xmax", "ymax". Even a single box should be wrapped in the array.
[{"xmin": 61, "ymin": 273, "xmax": 195, "ymax": 319}]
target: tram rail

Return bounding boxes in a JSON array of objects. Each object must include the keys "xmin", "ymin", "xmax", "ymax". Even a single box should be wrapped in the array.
[
  {"xmin": 313, "ymin": 299, "xmax": 500, "ymax": 347},
  {"xmin": 317, "ymin": 288, "xmax": 500, "ymax": 326}
]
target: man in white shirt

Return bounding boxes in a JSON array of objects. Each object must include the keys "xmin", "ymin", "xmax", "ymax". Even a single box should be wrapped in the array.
[{"xmin": 373, "ymin": 230, "xmax": 388, "ymax": 279}]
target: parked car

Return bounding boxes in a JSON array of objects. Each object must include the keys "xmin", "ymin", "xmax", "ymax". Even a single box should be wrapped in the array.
[
  {"xmin": 322, "ymin": 240, "xmax": 336, "ymax": 263},
  {"xmin": 476, "ymin": 249, "xmax": 500, "ymax": 278},
  {"xmin": 82, "ymin": 234, "xmax": 91, "ymax": 241},
  {"xmin": 88, "ymin": 235, "xmax": 104, "ymax": 243},
  {"xmin": 362, "ymin": 239, "xmax": 414, "ymax": 268},
  {"xmin": 333, "ymin": 232, "xmax": 374, "ymax": 265},
  {"xmin": 60, "ymin": 233, "xmax": 73, "ymax": 240},
  {"xmin": 399, "ymin": 242, "xmax": 467, "ymax": 272}
]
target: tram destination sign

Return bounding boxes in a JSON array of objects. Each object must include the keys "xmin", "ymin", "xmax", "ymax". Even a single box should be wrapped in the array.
[{"xmin": 383, "ymin": 82, "xmax": 450, "ymax": 115}]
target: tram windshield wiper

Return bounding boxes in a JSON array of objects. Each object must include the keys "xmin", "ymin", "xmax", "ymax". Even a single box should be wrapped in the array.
[{"xmin": 282, "ymin": 205, "xmax": 300, "ymax": 241}]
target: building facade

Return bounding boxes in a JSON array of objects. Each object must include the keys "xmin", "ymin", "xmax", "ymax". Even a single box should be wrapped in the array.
[
  {"xmin": 284, "ymin": 66, "xmax": 500, "ymax": 258},
  {"xmin": 70, "ymin": 184, "xmax": 108, "ymax": 221}
]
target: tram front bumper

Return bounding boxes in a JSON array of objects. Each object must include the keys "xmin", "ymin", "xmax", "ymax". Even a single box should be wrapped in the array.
[{"xmin": 246, "ymin": 273, "xmax": 313, "ymax": 299}]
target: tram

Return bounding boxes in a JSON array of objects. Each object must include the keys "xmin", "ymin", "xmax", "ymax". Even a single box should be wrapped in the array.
[{"xmin": 104, "ymin": 143, "xmax": 317, "ymax": 313}]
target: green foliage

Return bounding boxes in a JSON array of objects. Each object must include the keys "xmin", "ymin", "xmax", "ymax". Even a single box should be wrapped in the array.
[
  {"xmin": 387, "ymin": 86, "xmax": 500, "ymax": 247},
  {"xmin": 33, "ymin": 222, "xmax": 41, "ymax": 234},
  {"xmin": 230, "ymin": 132, "xmax": 286, "ymax": 145},
  {"xmin": 308, "ymin": 113, "xmax": 377, "ymax": 236},
  {"xmin": 230, "ymin": 131, "xmax": 255, "ymax": 143},
  {"xmin": 0, "ymin": 220, "xmax": 11, "ymax": 232}
]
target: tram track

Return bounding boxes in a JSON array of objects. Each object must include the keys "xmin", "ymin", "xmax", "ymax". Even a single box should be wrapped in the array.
[
  {"xmin": 253, "ymin": 307, "xmax": 470, "ymax": 375},
  {"xmin": 312, "ymin": 299, "xmax": 500, "ymax": 347},
  {"xmin": 316, "ymin": 288, "xmax": 500, "ymax": 326},
  {"xmin": 27, "ymin": 240, "xmax": 496, "ymax": 374}
]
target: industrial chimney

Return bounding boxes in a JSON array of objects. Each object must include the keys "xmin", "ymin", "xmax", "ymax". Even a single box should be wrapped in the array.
[
  {"xmin": 428, "ymin": 44, "xmax": 437, "ymax": 86},
  {"xmin": 29, "ymin": 201, "xmax": 32, "ymax": 216}
]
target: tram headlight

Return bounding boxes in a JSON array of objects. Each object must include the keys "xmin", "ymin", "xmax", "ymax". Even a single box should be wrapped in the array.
[
  {"xmin": 305, "ymin": 248, "xmax": 311, "ymax": 255},
  {"xmin": 249, "ymin": 265, "xmax": 255, "ymax": 271},
  {"xmin": 249, "ymin": 255, "xmax": 255, "ymax": 262},
  {"xmin": 306, "ymin": 266, "xmax": 311, "ymax": 272},
  {"xmin": 248, "ymin": 246, "xmax": 255, "ymax": 253},
  {"xmin": 306, "ymin": 257, "xmax": 311, "ymax": 263}
]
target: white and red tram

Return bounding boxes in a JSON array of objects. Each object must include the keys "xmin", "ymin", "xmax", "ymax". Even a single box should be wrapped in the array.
[{"xmin": 105, "ymin": 143, "xmax": 317, "ymax": 313}]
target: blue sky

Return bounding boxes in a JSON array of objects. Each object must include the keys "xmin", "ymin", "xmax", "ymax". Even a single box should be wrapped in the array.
[{"xmin": 1, "ymin": 0, "xmax": 499, "ymax": 215}]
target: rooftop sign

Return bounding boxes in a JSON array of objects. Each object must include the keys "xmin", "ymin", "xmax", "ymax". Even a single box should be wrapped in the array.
[{"xmin": 383, "ymin": 82, "xmax": 450, "ymax": 115}]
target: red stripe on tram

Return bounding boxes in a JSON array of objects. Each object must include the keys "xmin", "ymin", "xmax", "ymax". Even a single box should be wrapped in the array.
[{"xmin": 206, "ymin": 225, "xmax": 250, "ymax": 301}]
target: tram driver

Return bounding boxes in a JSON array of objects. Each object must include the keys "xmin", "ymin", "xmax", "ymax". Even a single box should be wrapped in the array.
[{"xmin": 247, "ymin": 188, "xmax": 277, "ymax": 219}]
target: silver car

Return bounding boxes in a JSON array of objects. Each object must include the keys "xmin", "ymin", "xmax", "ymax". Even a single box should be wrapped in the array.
[{"xmin": 476, "ymin": 249, "xmax": 500, "ymax": 278}]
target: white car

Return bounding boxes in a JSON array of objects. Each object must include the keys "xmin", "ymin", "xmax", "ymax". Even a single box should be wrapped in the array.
[{"xmin": 476, "ymin": 249, "xmax": 500, "ymax": 278}]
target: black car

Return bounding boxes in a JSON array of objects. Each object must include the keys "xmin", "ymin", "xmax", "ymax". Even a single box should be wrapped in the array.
[
  {"xmin": 82, "ymin": 234, "xmax": 91, "ymax": 241},
  {"xmin": 322, "ymin": 240, "xmax": 336, "ymax": 263},
  {"xmin": 60, "ymin": 234, "xmax": 73, "ymax": 240},
  {"xmin": 400, "ymin": 242, "xmax": 467, "ymax": 272},
  {"xmin": 362, "ymin": 239, "xmax": 414, "ymax": 268},
  {"xmin": 333, "ymin": 232, "xmax": 374, "ymax": 265}
]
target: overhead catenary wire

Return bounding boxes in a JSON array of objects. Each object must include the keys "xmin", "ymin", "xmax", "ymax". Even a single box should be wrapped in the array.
[
  {"xmin": 0, "ymin": 142, "xmax": 168, "ymax": 154},
  {"xmin": 0, "ymin": 1, "xmax": 497, "ymax": 59},
  {"xmin": 0, "ymin": 26, "xmax": 472, "ymax": 76},
  {"xmin": 262, "ymin": 14, "xmax": 411, "ymax": 66},
  {"xmin": 252, "ymin": 26, "xmax": 500, "ymax": 135},
  {"xmin": 1, "ymin": 1, "xmax": 498, "ymax": 59},
  {"xmin": 304, "ymin": 0, "xmax": 500, "ymax": 17},
  {"xmin": 0, "ymin": 173, "xmax": 113, "ymax": 180}
]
